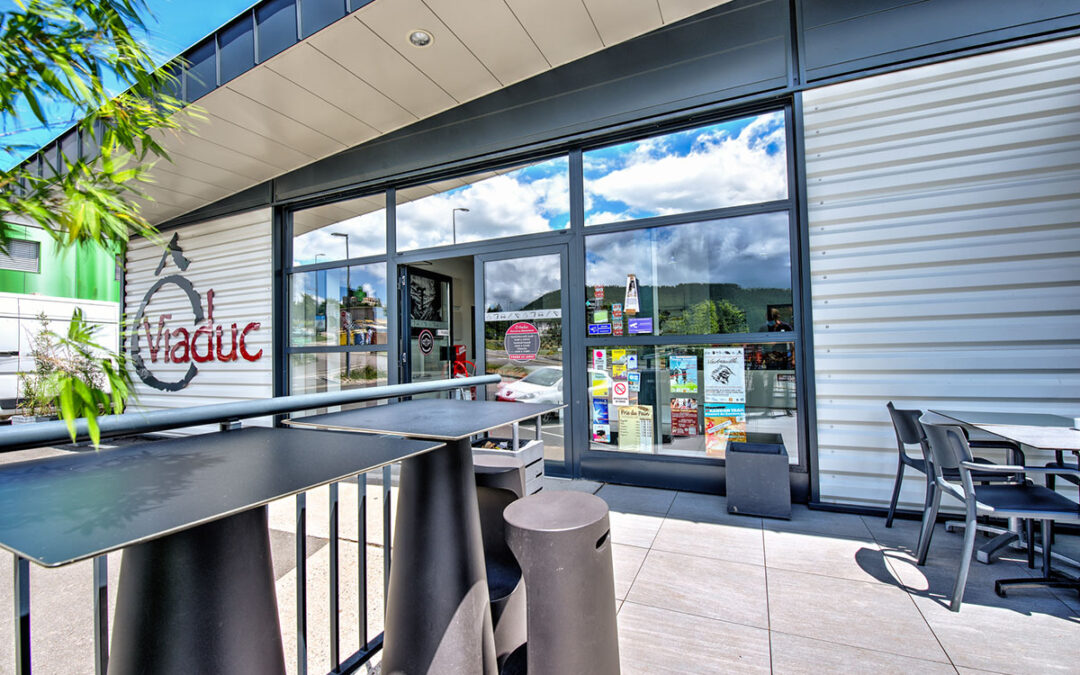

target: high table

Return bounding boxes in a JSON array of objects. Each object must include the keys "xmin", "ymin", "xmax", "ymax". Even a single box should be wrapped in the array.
[
  {"xmin": 286, "ymin": 398, "xmax": 561, "ymax": 675},
  {"xmin": 930, "ymin": 409, "xmax": 1080, "ymax": 565},
  {"xmin": 0, "ymin": 426, "xmax": 441, "ymax": 674}
]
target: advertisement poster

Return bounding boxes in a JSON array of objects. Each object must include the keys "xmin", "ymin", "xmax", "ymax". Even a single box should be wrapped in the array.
[
  {"xmin": 704, "ymin": 347, "xmax": 746, "ymax": 403},
  {"xmin": 594, "ymin": 285, "xmax": 604, "ymax": 301},
  {"xmin": 669, "ymin": 355, "xmax": 698, "ymax": 393},
  {"xmin": 624, "ymin": 274, "xmax": 640, "ymax": 314},
  {"xmin": 503, "ymin": 322, "xmax": 540, "ymax": 361},
  {"xmin": 626, "ymin": 351, "xmax": 638, "ymax": 370},
  {"xmin": 612, "ymin": 363, "xmax": 626, "ymax": 378},
  {"xmin": 612, "ymin": 348, "xmax": 626, "ymax": 378},
  {"xmin": 628, "ymin": 317, "xmax": 653, "ymax": 334},
  {"xmin": 612, "ymin": 303, "xmax": 624, "ymax": 336},
  {"xmin": 593, "ymin": 310, "xmax": 609, "ymax": 323},
  {"xmin": 704, "ymin": 404, "xmax": 746, "ymax": 458},
  {"xmin": 592, "ymin": 348, "xmax": 607, "ymax": 370},
  {"xmin": 612, "ymin": 380, "xmax": 630, "ymax": 406},
  {"xmin": 592, "ymin": 399, "xmax": 610, "ymax": 443},
  {"xmin": 671, "ymin": 398, "xmax": 699, "ymax": 436},
  {"xmin": 591, "ymin": 370, "xmax": 610, "ymax": 398},
  {"xmin": 628, "ymin": 371, "xmax": 640, "ymax": 392},
  {"xmin": 618, "ymin": 405, "xmax": 654, "ymax": 452}
]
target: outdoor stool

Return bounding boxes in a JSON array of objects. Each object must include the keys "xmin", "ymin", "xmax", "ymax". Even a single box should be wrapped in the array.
[
  {"xmin": 503, "ymin": 491, "xmax": 620, "ymax": 675},
  {"xmin": 474, "ymin": 453, "xmax": 528, "ymax": 670}
]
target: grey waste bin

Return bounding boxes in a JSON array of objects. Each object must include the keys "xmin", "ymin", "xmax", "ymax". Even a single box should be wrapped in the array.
[
  {"xmin": 503, "ymin": 491, "xmax": 620, "ymax": 675},
  {"xmin": 474, "ymin": 454, "xmax": 528, "ymax": 670},
  {"xmin": 726, "ymin": 441, "xmax": 792, "ymax": 519}
]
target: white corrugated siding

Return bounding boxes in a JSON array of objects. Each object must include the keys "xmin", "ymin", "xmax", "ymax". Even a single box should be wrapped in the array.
[
  {"xmin": 125, "ymin": 209, "xmax": 273, "ymax": 433},
  {"xmin": 804, "ymin": 36, "xmax": 1080, "ymax": 508}
]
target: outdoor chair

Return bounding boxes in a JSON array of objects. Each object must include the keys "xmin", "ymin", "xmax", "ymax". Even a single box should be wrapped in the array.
[
  {"xmin": 1045, "ymin": 450, "xmax": 1080, "ymax": 491},
  {"xmin": 917, "ymin": 421, "xmax": 1080, "ymax": 611},
  {"xmin": 885, "ymin": 403, "xmax": 1023, "ymax": 557}
]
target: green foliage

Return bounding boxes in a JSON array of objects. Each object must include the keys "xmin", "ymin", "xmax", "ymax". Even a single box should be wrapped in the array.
[
  {"xmin": 715, "ymin": 299, "xmax": 748, "ymax": 334},
  {"xmin": 660, "ymin": 298, "xmax": 749, "ymax": 336},
  {"xmin": 18, "ymin": 310, "xmax": 133, "ymax": 445},
  {"xmin": 0, "ymin": 0, "xmax": 199, "ymax": 253}
]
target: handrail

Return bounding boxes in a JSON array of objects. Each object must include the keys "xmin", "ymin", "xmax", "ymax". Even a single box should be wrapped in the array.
[{"xmin": 0, "ymin": 375, "xmax": 500, "ymax": 452}]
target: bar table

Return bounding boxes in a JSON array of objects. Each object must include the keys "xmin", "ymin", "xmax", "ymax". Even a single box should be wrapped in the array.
[
  {"xmin": 286, "ymin": 398, "xmax": 561, "ymax": 675},
  {"xmin": 0, "ymin": 426, "xmax": 441, "ymax": 674}
]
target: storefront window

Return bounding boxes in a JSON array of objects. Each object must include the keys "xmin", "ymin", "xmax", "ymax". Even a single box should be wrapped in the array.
[
  {"xmin": 289, "ymin": 351, "xmax": 389, "ymax": 413},
  {"xmin": 586, "ymin": 343, "xmax": 798, "ymax": 462},
  {"xmin": 396, "ymin": 156, "xmax": 570, "ymax": 251},
  {"xmin": 583, "ymin": 112, "xmax": 788, "ymax": 226},
  {"xmin": 584, "ymin": 213, "xmax": 792, "ymax": 337},
  {"xmin": 290, "ymin": 263, "xmax": 387, "ymax": 346},
  {"xmin": 292, "ymin": 196, "xmax": 386, "ymax": 266}
]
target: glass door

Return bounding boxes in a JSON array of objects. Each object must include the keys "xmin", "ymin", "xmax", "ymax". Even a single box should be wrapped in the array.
[
  {"xmin": 477, "ymin": 246, "xmax": 570, "ymax": 474},
  {"xmin": 400, "ymin": 266, "xmax": 453, "ymax": 384}
]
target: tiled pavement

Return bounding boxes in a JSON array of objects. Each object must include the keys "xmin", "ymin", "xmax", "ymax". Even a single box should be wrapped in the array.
[{"xmin": 1, "ymin": 467, "xmax": 1077, "ymax": 673}]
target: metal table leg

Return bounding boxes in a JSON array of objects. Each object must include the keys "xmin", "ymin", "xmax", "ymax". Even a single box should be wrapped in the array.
[
  {"xmin": 109, "ymin": 506, "xmax": 286, "ymax": 675},
  {"xmin": 382, "ymin": 438, "xmax": 497, "ymax": 675}
]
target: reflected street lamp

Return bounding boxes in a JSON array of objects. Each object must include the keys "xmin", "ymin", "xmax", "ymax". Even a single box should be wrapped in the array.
[
  {"xmin": 452, "ymin": 207, "xmax": 469, "ymax": 245},
  {"xmin": 332, "ymin": 233, "xmax": 352, "ymax": 363}
]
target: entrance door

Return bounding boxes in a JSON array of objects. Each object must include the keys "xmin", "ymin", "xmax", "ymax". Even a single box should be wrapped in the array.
[
  {"xmin": 477, "ymin": 247, "xmax": 570, "ymax": 475},
  {"xmin": 400, "ymin": 266, "xmax": 453, "ymax": 384}
]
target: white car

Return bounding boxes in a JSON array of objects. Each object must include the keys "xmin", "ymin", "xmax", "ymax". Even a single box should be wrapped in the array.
[{"xmin": 495, "ymin": 367, "xmax": 612, "ymax": 404}]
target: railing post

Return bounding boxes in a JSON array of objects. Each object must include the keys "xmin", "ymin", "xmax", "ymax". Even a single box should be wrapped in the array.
[
  {"xmin": 382, "ymin": 465, "xmax": 392, "ymax": 601},
  {"xmin": 357, "ymin": 473, "xmax": 368, "ymax": 648},
  {"xmin": 295, "ymin": 493, "xmax": 307, "ymax": 675},
  {"xmin": 329, "ymin": 482, "xmax": 340, "ymax": 671},
  {"xmin": 93, "ymin": 556, "xmax": 108, "ymax": 675},
  {"xmin": 14, "ymin": 555, "xmax": 30, "ymax": 675}
]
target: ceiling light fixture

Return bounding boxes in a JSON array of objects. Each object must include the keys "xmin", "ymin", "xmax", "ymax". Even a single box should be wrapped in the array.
[{"xmin": 408, "ymin": 30, "xmax": 433, "ymax": 47}]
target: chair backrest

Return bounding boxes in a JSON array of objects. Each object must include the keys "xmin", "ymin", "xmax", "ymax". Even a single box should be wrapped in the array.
[
  {"xmin": 920, "ymin": 422, "xmax": 973, "ymax": 472},
  {"xmin": 886, "ymin": 402, "xmax": 924, "ymax": 458}
]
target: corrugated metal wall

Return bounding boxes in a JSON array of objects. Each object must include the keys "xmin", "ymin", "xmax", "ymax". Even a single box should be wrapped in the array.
[
  {"xmin": 125, "ymin": 209, "xmax": 273, "ymax": 433},
  {"xmin": 804, "ymin": 36, "xmax": 1080, "ymax": 508}
]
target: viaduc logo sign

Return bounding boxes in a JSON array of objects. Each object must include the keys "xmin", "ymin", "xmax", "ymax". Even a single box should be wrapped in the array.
[{"xmin": 130, "ymin": 233, "xmax": 263, "ymax": 392}]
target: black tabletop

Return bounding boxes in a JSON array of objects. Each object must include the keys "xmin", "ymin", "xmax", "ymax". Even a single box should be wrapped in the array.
[
  {"xmin": 285, "ymin": 398, "xmax": 562, "ymax": 441},
  {"xmin": 0, "ymin": 427, "xmax": 440, "ymax": 567}
]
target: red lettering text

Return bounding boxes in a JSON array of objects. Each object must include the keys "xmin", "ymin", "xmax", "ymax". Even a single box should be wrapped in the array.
[{"xmin": 239, "ymin": 322, "xmax": 262, "ymax": 362}]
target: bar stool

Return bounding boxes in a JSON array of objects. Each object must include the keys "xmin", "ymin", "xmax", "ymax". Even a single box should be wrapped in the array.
[
  {"xmin": 474, "ymin": 454, "xmax": 528, "ymax": 670},
  {"xmin": 503, "ymin": 491, "xmax": 620, "ymax": 675}
]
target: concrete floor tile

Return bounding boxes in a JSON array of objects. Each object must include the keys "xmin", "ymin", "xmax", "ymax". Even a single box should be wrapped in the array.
[
  {"xmin": 618, "ymin": 602, "xmax": 771, "ymax": 674},
  {"xmin": 652, "ymin": 518, "xmax": 764, "ymax": 567},
  {"xmin": 770, "ymin": 631, "xmax": 957, "ymax": 674},
  {"xmin": 767, "ymin": 567, "xmax": 949, "ymax": 663},
  {"xmin": 612, "ymin": 543, "xmax": 648, "ymax": 601},
  {"xmin": 912, "ymin": 590, "xmax": 1080, "ymax": 674},
  {"xmin": 626, "ymin": 549, "xmax": 769, "ymax": 630},
  {"xmin": 667, "ymin": 491, "xmax": 762, "ymax": 527},
  {"xmin": 544, "ymin": 476, "xmax": 602, "ymax": 493},
  {"xmin": 268, "ymin": 482, "xmax": 398, "ymax": 547},
  {"xmin": 597, "ymin": 484, "xmax": 677, "ymax": 516},
  {"xmin": 763, "ymin": 529, "xmax": 885, "ymax": 583},
  {"xmin": 763, "ymin": 505, "xmax": 874, "ymax": 540},
  {"xmin": 609, "ymin": 510, "xmax": 665, "ymax": 548}
]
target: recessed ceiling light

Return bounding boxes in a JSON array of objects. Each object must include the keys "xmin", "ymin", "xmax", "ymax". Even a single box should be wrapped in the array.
[{"xmin": 408, "ymin": 30, "xmax": 433, "ymax": 47}]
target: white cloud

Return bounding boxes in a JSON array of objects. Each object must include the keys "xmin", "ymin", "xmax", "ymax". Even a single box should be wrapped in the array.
[
  {"xmin": 484, "ymin": 253, "xmax": 562, "ymax": 311},
  {"xmin": 293, "ymin": 210, "xmax": 386, "ymax": 264}
]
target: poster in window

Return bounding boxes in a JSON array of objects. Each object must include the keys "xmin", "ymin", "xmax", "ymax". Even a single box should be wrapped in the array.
[
  {"xmin": 669, "ymin": 355, "xmax": 698, "ymax": 393},
  {"xmin": 671, "ymin": 398, "xmax": 699, "ymax": 436},
  {"xmin": 704, "ymin": 404, "xmax": 746, "ymax": 458},
  {"xmin": 611, "ymin": 348, "xmax": 626, "ymax": 378},
  {"xmin": 591, "ymin": 370, "xmax": 609, "ymax": 398},
  {"xmin": 704, "ymin": 347, "xmax": 746, "ymax": 403},
  {"xmin": 592, "ymin": 348, "xmax": 607, "ymax": 370},
  {"xmin": 628, "ymin": 371, "xmax": 640, "ymax": 392},
  {"xmin": 618, "ymin": 405, "xmax": 653, "ymax": 452},
  {"xmin": 592, "ymin": 399, "xmax": 610, "ymax": 443},
  {"xmin": 625, "ymin": 351, "xmax": 638, "ymax": 370},
  {"xmin": 624, "ymin": 274, "xmax": 639, "ymax": 314}
]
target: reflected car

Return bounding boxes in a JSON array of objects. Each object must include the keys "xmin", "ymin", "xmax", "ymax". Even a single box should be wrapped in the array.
[{"xmin": 495, "ymin": 367, "xmax": 612, "ymax": 404}]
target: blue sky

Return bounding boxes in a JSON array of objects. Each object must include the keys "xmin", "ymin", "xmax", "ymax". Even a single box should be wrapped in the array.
[{"xmin": 1, "ymin": 0, "xmax": 256, "ymax": 169}]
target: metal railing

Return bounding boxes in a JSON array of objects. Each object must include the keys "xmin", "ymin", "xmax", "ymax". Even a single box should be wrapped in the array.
[{"xmin": 0, "ymin": 375, "xmax": 500, "ymax": 675}]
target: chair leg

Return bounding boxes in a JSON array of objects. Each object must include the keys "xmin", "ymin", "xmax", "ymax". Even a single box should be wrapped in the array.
[
  {"xmin": 950, "ymin": 508, "xmax": 978, "ymax": 612},
  {"xmin": 885, "ymin": 458, "xmax": 905, "ymax": 528},
  {"xmin": 916, "ymin": 483, "xmax": 939, "ymax": 566},
  {"xmin": 1026, "ymin": 520, "xmax": 1035, "ymax": 569}
]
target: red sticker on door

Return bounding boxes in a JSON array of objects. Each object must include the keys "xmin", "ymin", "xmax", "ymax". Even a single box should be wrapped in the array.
[{"xmin": 504, "ymin": 322, "xmax": 540, "ymax": 361}]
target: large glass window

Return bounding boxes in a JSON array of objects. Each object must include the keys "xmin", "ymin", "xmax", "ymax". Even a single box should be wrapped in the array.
[
  {"xmin": 290, "ymin": 263, "xmax": 387, "ymax": 347},
  {"xmin": 584, "ymin": 213, "xmax": 792, "ymax": 337},
  {"xmin": 583, "ymin": 112, "xmax": 788, "ymax": 225},
  {"xmin": 396, "ymin": 156, "xmax": 570, "ymax": 251},
  {"xmin": 292, "ymin": 196, "xmax": 386, "ymax": 266},
  {"xmin": 586, "ymin": 343, "xmax": 798, "ymax": 462}
]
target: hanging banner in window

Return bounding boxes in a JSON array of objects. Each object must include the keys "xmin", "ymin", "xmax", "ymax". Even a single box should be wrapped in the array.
[
  {"xmin": 705, "ymin": 404, "xmax": 746, "ymax": 458},
  {"xmin": 704, "ymin": 347, "xmax": 746, "ymax": 403},
  {"xmin": 503, "ymin": 322, "xmax": 540, "ymax": 361},
  {"xmin": 618, "ymin": 405, "xmax": 653, "ymax": 452},
  {"xmin": 484, "ymin": 309, "xmax": 562, "ymax": 322},
  {"xmin": 592, "ymin": 399, "xmax": 610, "ymax": 443},
  {"xmin": 669, "ymin": 355, "xmax": 698, "ymax": 393},
  {"xmin": 671, "ymin": 398, "xmax": 699, "ymax": 436},
  {"xmin": 624, "ymin": 274, "xmax": 639, "ymax": 314}
]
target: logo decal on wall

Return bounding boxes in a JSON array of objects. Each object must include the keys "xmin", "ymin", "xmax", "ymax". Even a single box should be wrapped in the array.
[{"xmin": 130, "ymin": 233, "xmax": 263, "ymax": 392}]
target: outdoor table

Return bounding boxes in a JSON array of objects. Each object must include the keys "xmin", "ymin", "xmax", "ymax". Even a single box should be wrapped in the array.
[
  {"xmin": 285, "ymin": 398, "xmax": 561, "ymax": 675},
  {"xmin": 0, "ymin": 426, "xmax": 441, "ymax": 675},
  {"xmin": 930, "ymin": 409, "xmax": 1080, "ymax": 565}
]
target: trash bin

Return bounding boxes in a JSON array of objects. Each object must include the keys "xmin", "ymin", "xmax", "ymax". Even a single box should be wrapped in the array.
[
  {"xmin": 503, "ymin": 491, "xmax": 620, "ymax": 675},
  {"xmin": 473, "ymin": 454, "xmax": 528, "ymax": 669},
  {"xmin": 726, "ymin": 441, "xmax": 791, "ymax": 519}
]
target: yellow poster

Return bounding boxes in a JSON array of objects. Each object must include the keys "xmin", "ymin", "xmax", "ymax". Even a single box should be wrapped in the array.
[
  {"xmin": 591, "ymin": 371, "xmax": 609, "ymax": 398},
  {"xmin": 704, "ymin": 404, "xmax": 746, "ymax": 458}
]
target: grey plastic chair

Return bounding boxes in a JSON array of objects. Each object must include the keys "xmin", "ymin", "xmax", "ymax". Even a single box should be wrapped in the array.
[{"xmin": 917, "ymin": 421, "xmax": 1080, "ymax": 611}]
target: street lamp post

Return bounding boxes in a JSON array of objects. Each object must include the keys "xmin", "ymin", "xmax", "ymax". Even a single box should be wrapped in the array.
[
  {"xmin": 451, "ymin": 207, "xmax": 469, "ymax": 245},
  {"xmin": 332, "ymin": 233, "xmax": 351, "ymax": 366}
]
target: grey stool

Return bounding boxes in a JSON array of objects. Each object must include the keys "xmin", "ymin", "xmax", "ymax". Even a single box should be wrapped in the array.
[
  {"xmin": 503, "ymin": 491, "xmax": 620, "ymax": 675},
  {"xmin": 474, "ymin": 454, "xmax": 528, "ymax": 670}
]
